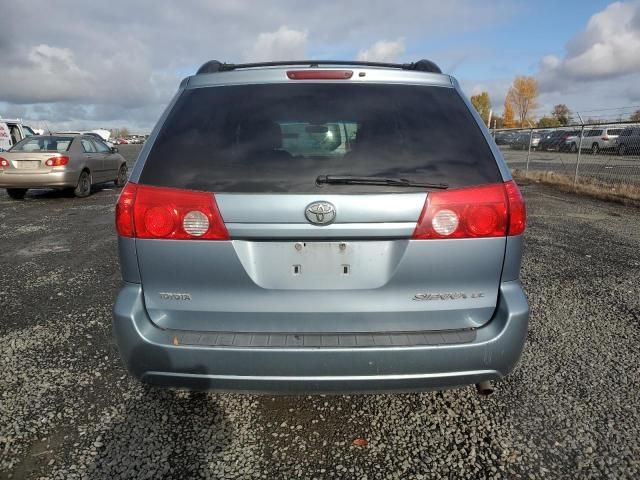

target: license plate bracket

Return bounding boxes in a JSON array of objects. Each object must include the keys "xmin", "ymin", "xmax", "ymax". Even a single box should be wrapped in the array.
[{"xmin": 16, "ymin": 160, "xmax": 40, "ymax": 169}]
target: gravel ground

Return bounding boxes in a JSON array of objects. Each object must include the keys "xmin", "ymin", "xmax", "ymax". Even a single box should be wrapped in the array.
[{"xmin": 1, "ymin": 144, "xmax": 639, "ymax": 479}]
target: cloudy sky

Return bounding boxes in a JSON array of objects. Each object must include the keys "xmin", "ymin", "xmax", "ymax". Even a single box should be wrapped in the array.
[{"xmin": 1, "ymin": 0, "xmax": 639, "ymax": 132}]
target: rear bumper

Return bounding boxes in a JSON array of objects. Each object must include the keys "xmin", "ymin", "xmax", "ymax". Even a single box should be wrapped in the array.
[
  {"xmin": 0, "ymin": 170, "xmax": 79, "ymax": 188},
  {"xmin": 112, "ymin": 281, "xmax": 529, "ymax": 394}
]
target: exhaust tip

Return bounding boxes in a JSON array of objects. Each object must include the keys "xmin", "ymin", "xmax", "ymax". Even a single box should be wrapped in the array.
[{"xmin": 476, "ymin": 381, "xmax": 494, "ymax": 396}]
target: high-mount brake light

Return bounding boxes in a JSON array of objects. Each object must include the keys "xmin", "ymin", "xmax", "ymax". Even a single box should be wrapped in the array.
[
  {"xmin": 412, "ymin": 181, "xmax": 526, "ymax": 239},
  {"xmin": 115, "ymin": 183, "xmax": 229, "ymax": 240},
  {"xmin": 45, "ymin": 156, "xmax": 69, "ymax": 167},
  {"xmin": 287, "ymin": 70, "xmax": 353, "ymax": 80}
]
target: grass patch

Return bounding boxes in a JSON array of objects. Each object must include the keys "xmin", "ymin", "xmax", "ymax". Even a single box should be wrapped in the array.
[{"xmin": 512, "ymin": 169, "xmax": 640, "ymax": 207}]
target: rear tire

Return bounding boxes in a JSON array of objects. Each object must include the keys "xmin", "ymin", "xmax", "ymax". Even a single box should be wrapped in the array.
[
  {"xmin": 6, "ymin": 188, "xmax": 28, "ymax": 200},
  {"xmin": 591, "ymin": 143, "xmax": 599, "ymax": 155},
  {"xmin": 74, "ymin": 170, "xmax": 92, "ymax": 198},
  {"xmin": 115, "ymin": 164, "xmax": 128, "ymax": 187}
]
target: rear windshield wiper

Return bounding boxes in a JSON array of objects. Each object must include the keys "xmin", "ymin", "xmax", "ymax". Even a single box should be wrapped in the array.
[{"xmin": 316, "ymin": 175, "xmax": 449, "ymax": 189}]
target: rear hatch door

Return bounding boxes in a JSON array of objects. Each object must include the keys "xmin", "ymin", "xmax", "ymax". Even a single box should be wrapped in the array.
[{"xmin": 134, "ymin": 80, "xmax": 507, "ymax": 334}]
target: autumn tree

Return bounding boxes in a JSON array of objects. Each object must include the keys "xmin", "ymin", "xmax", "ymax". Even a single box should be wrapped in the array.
[
  {"xmin": 631, "ymin": 110, "xmax": 640, "ymax": 122},
  {"xmin": 552, "ymin": 104, "xmax": 572, "ymax": 126},
  {"xmin": 503, "ymin": 99, "xmax": 516, "ymax": 128},
  {"xmin": 119, "ymin": 127, "xmax": 130, "ymax": 138},
  {"xmin": 506, "ymin": 76, "xmax": 538, "ymax": 127},
  {"xmin": 470, "ymin": 91, "xmax": 492, "ymax": 125}
]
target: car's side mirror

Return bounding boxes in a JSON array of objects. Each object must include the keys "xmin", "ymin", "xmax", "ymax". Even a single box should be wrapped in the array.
[{"xmin": 110, "ymin": 146, "xmax": 118, "ymax": 153}]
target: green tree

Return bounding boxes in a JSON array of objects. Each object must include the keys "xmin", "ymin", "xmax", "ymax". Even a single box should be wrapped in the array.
[
  {"xmin": 470, "ymin": 91, "xmax": 492, "ymax": 124},
  {"xmin": 552, "ymin": 104, "xmax": 572, "ymax": 126},
  {"xmin": 537, "ymin": 116, "xmax": 561, "ymax": 128}
]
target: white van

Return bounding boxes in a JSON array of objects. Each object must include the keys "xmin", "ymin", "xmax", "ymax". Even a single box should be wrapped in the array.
[{"xmin": 0, "ymin": 119, "xmax": 35, "ymax": 151}]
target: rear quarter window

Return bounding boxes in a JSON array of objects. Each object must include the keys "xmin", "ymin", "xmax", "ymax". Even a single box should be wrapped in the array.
[{"xmin": 140, "ymin": 83, "xmax": 501, "ymax": 193}]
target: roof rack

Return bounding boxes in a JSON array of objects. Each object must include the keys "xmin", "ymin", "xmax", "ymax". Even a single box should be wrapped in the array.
[{"xmin": 196, "ymin": 59, "xmax": 442, "ymax": 75}]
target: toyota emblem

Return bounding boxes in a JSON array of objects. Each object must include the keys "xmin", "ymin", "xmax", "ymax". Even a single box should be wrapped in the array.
[{"xmin": 305, "ymin": 201, "xmax": 336, "ymax": 225}]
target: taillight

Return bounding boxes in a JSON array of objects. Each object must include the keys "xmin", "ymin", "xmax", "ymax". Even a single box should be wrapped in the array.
[
  {"xmin": 287, "ymin": 70, "xmax": 353, "ymax": 80},
  {"xmin": 115, "ymin": 183, "xmax": 229, "ymax": 240},
  {"xmin": 412, "ymin": 181, "xmax": 526, "ymax": 239},
  {"xmin": 0, "ymin": 157, "xmax": 9, "ymax": 168},
  {"xmin": 504, "ymin": 180, "xmax": 526, "ymax": 235},
  {"xmin": 116, "ymin": 182, "xmax": 137, "ymax": 237},
  {"xmin": 45, "ymin": 156, "xmax": 69, "ymax": 167},
  {"xmin": 601, "ymin": 136, "xmax": 609, "ymax": 141}
]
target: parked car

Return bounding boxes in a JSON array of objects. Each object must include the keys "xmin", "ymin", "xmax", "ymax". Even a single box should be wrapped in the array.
[
  {"xmin": 538, "ymin": 130, "xmax": 568, "ymax": 151},
  {"xmin": 559, "ymin": 130, "xmax": 583, "ymax": 152},
  {"xmin": 0, "ymin": 134, "xmax": 127, "ymax": 199},
  {"xmin": 580, "ymin": 127, "xmax": 624, "ymax": 154},
  {"xmin": 494, "ymin": 130, "xmax": 518, "ymax": 145},
  {"xmin": 615, "ymin": 126, "xmax": 640, "ymax": 156},
  {"xmin": 511, "ymin": 131, "xmax": 541, "ymax": 150},
  {"xmin": 113, "ymin": 59, "xmax": 528, "ymax": 394}
]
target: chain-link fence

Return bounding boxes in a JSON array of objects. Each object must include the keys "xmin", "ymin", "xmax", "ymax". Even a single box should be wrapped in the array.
[{"xmin": 493, "ymin": 121, "xmax": 640, "ymax": 199}]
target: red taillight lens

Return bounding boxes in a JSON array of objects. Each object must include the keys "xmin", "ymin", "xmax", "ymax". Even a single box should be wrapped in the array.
[
  {"xmin": 601, "ymin": 136, "xmax": 609, "ymax": 141},
  {"xmin": 287, "ymin": 70, "xmax": 353, "ymax": 80},
  {"xmin": 0, "ymin": 157, "xmax": 9, "ymax": 168},
  {"xmin": 116, "ymin": 182, "xmax": 137, "ymax": 237},
  {"xmin": 115, "ymin": 183, "xmax": 229, "ymax": 240},
  {"xmin": 45, "ymin": 156, "xmax": 69, "ymax": 167},
  {"xmin": 412, "ymin": 181, "xmax": 526, "ymax": 239},
  {"xmin": 144, "ymin": 206, "xmax": 175, "ymax": 237},
  {"xmin": 504, "ymin": 180, "xmax": 526, "ymax": 236}
]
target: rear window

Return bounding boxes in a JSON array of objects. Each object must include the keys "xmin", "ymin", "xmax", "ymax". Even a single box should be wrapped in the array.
[
  {"xmin": 140, "ymin": 84, "xmax": 501, "ymax": 192},
  {"xmin": 10, "ymin": 136, "xmax": 73, "ymax": 152},
  {"xmin": 607, "ymin": 129, "xmax": 622, "ymax": 135}
]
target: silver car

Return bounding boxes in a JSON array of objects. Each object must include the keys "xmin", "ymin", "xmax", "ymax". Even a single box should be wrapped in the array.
[
  {"xmin": 113, "ymin": 59, "xmax": 529, "ymax": 394},
  {"xmin": 0, "ymin": 134, "xmax": 128, "ymax": 199}
]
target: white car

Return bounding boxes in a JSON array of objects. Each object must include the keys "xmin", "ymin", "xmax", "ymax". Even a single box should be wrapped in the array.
[
  {"xmin": 563, "ymin": 126, "xmax": 624, "ymax": 154},
  {"xmin": 581, "ymin": 127, "xmax": 623, "ymax": 154}
]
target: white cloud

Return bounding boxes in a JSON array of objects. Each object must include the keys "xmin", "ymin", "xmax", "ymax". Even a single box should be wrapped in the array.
[
  {"xmin": 0, "ymin": 45, "xmax": 94, "ymax": 103},
  {"xmin": 245, "ymin": 27, "xmax": 308, "ymax": 62},
  {"xmin": 539, "ymin": 1, "xmax": 640, "ymax": 92},
  {"xmin": 357, "ymin": 39, "xmax": 405, "ymax": 62},
  {"xmin": 0, "ymin": 0, "xmax": 515, "ymax": 130}
]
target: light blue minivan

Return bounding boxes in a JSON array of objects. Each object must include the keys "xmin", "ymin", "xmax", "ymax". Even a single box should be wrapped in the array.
[{"xmin": 113, "ymin": 59, "xmax": 528, "ymax": 394}]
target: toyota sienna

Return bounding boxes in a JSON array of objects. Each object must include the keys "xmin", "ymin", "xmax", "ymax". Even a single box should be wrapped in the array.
[{"xmin": 113, "ymin": 59, "xmax": 529, "ymax": 394}]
